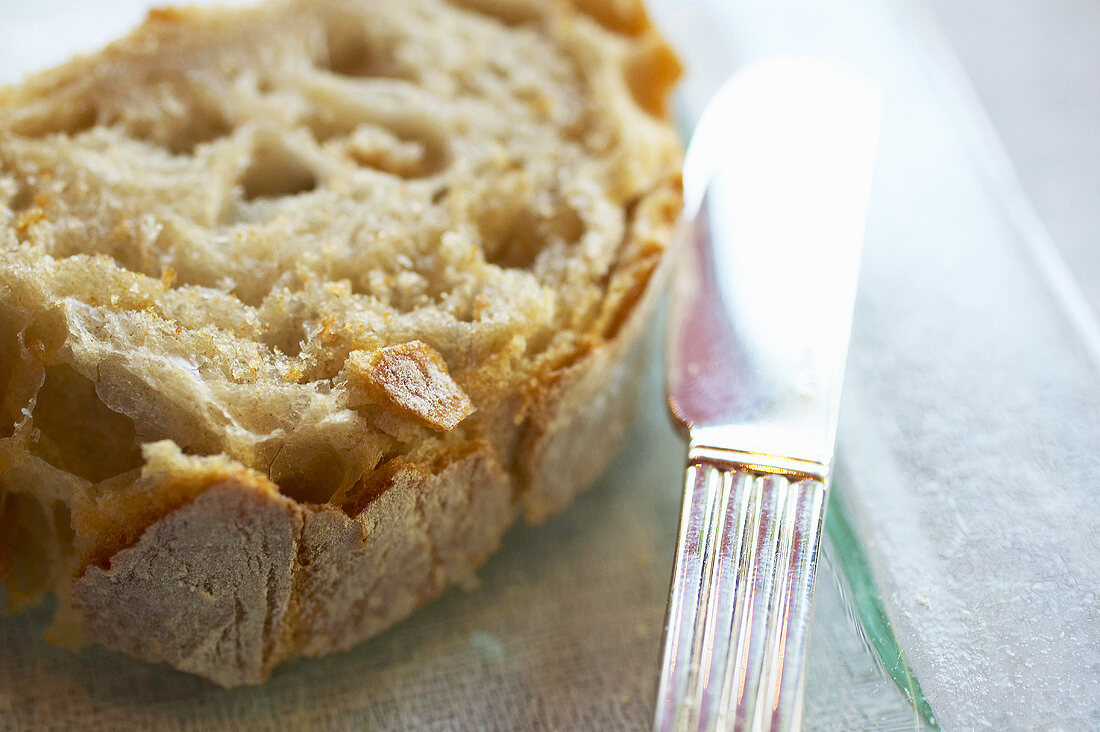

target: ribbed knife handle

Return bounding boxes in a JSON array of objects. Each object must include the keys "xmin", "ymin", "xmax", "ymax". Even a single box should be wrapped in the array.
[{"xmin": 654, "ymin": 447, "xmax": 828, "ymax": 732}]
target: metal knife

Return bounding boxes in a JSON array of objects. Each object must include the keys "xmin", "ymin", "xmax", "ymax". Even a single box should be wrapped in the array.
[{"xmin": 654, "ymin": 58, "xmax": 882, "ymax": 732}]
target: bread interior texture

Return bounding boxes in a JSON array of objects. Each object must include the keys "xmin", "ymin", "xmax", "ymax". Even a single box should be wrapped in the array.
[{"xmin": 0, "ymin": 0, "xmax": 680, "ymax": 653}]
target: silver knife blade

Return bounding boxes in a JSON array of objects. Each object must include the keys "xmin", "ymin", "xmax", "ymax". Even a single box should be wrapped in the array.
[
  {"xmin": 668, "ymin": 57, "xmax": 881, "ymax": 473},
  {"xmin": 655, "ymin": 58, "xmax": 882, "ymax": 732}
]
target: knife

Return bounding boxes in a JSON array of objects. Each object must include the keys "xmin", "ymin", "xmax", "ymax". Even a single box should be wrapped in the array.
[{"xmin": 654, "ymin": 58, "xmax": 882, "ymax": 732}]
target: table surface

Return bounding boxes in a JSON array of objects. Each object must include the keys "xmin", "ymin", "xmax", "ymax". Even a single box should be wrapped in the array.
[{"xmin": 2, "ymin": 1, "xmax": 1099, "ymax": 729}]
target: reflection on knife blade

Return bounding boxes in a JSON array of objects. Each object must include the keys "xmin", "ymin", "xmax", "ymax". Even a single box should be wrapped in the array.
[{"xmin": 656, "ymin": 57, "xmax": 882, "ymax": 732}]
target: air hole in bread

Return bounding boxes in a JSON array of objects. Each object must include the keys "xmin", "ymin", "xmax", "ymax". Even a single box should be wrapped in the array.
[
  {"xmin": 484, "ymin": 227, "xmax": 542, "ymax": 270},
  {"xmin": 270, "ymin": 444, "xmax": 348, "ymax": 504},
  {"xmin": 29, "ymin": 365, "xmax": 144, "ymax": 483},
  {"xmin": 276, "ymin": 473, "xmax": 334, "ymax": 504},
  {"xmin": 262, "ymin": 325, "xmax": 308, "ymax": 359},
  {"xmin": 443, "ymin": 0, "xmax": 542, "ymax": 26},
  {"xmin": 256, "ymin": 294, "xmax": 314, "ymax": 357},
  {"xmin": 482, "ymin": 205, "xmax": 584, "ymax": 270},
  {"xmin": 0, "ymin": 320, "xmax": 23, "ymax": 439},
  {"xmin": 0, "ymin": 315, "xmax": 42, "ymax": 441},
  {"xmin": 263, "ymin": 327, "xmax": 308, "ymax": 359},
  {"xmin": 7, "ymin": 183, "xmax": 35, "ymax": 215},
  {"xmin": 239, "ymin": 139, "xmax": 319, "ymax": 201},
  {"xmin": 431, "ymin": 185, "xmax": 450, "ymax": 204},
  {"xmin": 322, "ymin": 23, "xmax": 407, "ymax": 79},
  {"xmin": 305, "ymin": 104, "xmax": 366, "ymax": 143},
  {"xmin": 9, "ymin": 103, "xmax": 97, "ymax": 138}
]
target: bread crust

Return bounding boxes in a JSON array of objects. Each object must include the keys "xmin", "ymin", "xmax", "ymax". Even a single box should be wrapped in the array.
[
  {"xmin": 73, "ymin": 480, "xmax": 303, "ymax": 687},
  {"xmin": 72, "ymin": 439, "xmax": 515, "ymax": 683},
  {"xmin": 520, "ymin": 181, "xmax": 680, "ymax": 522},
  {"xmin": 0, "ymin": 0, "xmax": 682, "ymax": 686}
]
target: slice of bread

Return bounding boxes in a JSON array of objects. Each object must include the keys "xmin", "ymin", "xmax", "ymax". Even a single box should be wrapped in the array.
[{"xmin": 0, "ymin": 0, "xmax": 681, "ymax": 686}]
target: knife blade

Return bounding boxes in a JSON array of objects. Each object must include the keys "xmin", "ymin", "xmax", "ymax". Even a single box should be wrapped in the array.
[{"xmin": 654, "ymin": 58, "xmax": 881, "ymax": 732}]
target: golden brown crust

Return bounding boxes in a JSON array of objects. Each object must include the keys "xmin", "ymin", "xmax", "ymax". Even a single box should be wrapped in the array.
[{"xmin": 344, "ymin": 341, "xmax": 475, "ymax": 431}]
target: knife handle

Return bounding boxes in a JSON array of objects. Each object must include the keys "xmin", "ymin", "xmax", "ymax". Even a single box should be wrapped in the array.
[{"xmin": 654, "ymin": 448, "xmax": 828, "ymax": 732}]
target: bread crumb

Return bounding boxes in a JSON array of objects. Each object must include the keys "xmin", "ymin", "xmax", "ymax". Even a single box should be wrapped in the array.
[{"xmin": 345, "ymin": 341, "xmax": 475, "ymax": 431}]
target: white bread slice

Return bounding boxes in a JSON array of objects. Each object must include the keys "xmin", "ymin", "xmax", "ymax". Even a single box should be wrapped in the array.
[{"xmin": 0, "ymin": 0, "xmax": 681, "ymax": 686}]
